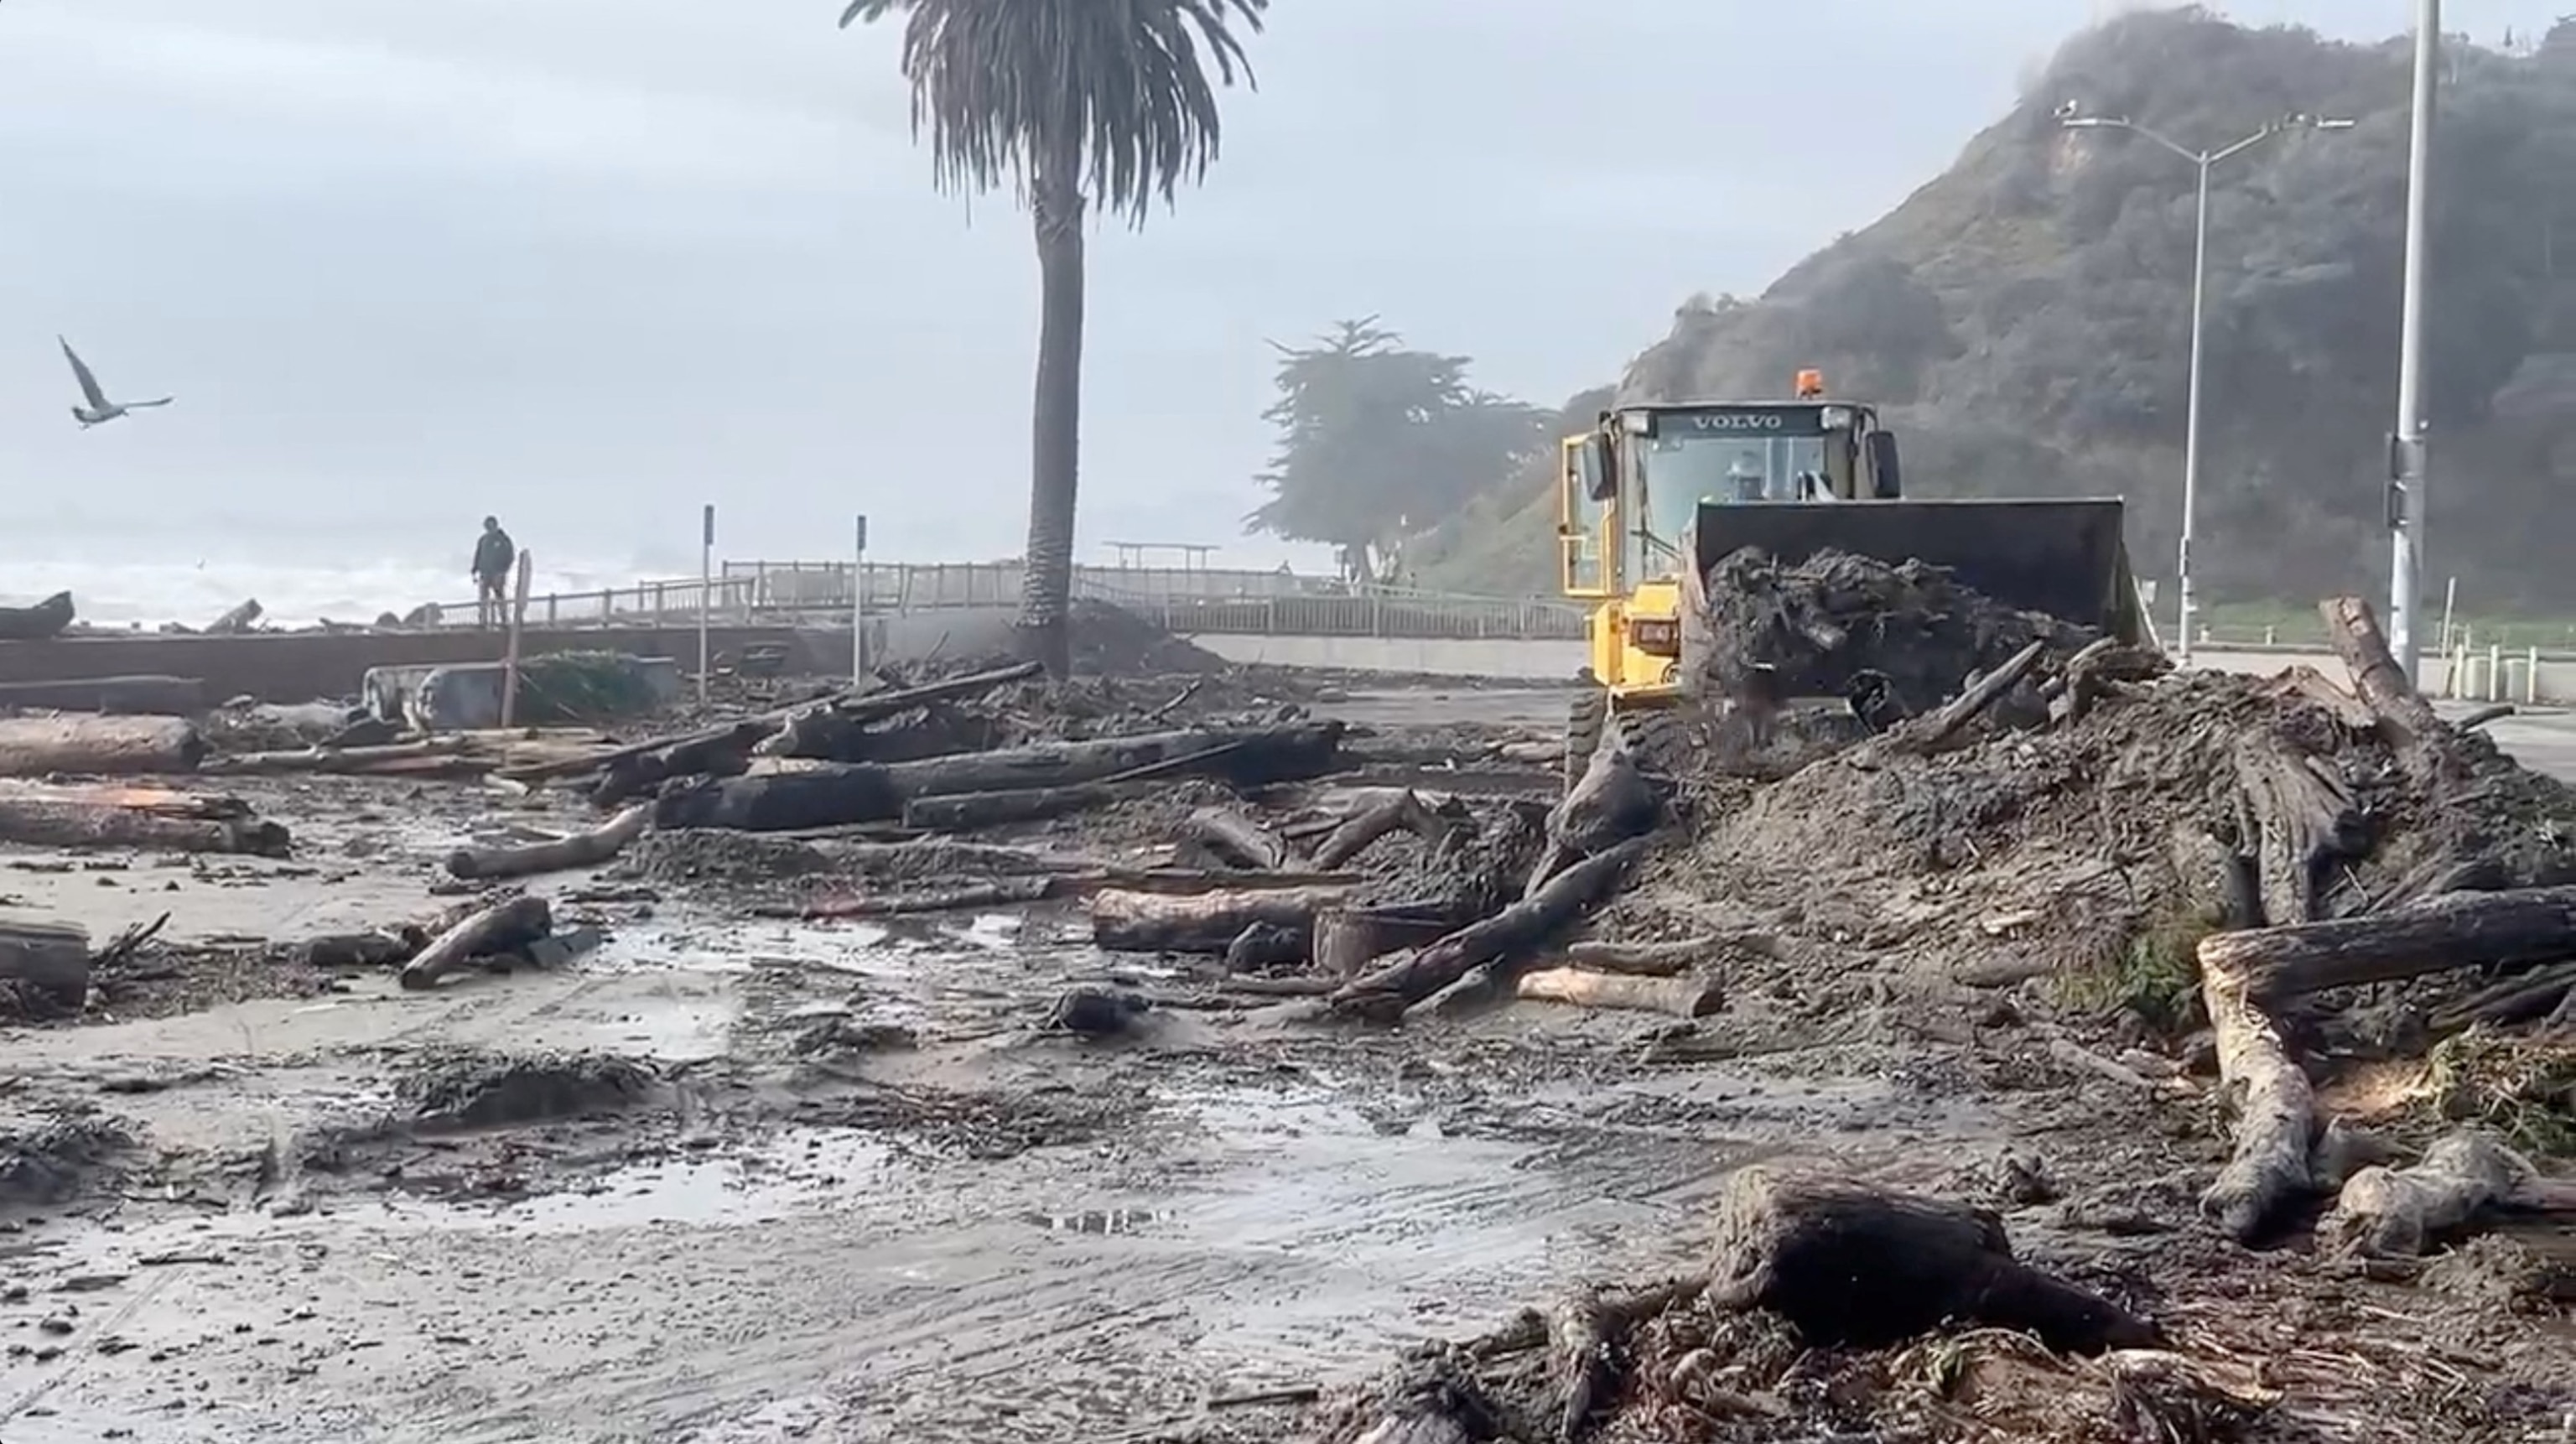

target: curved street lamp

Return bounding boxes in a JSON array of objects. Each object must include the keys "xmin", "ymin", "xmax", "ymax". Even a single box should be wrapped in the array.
[{"xmin": 2057, "ymin": 106, "xmax": 2355, "ymax": 664}]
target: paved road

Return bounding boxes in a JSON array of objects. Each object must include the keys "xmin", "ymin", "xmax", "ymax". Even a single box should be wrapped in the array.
[
  {"xmin": 2455, "ymin": 704, "xmax": 2576, "ymax": 782},
  {"xmin": 1321, "ymin": 688, "xmax": 2576, "ymax": 784}
]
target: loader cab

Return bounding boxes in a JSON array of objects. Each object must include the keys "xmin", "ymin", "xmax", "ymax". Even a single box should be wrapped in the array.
[{"xmin": 1555, "ymin": 371, "xmax": 1902, "ymax": 597}]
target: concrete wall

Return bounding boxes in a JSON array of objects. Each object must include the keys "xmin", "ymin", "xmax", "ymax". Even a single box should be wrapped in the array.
[
  {"xmin": 0, "ymin": 608, "xmax": 1041, "ymax": 705},
  {"xmin": 0, "ymin": 628, "xmax": 832, "ymax": 704},
  {"xmin": 1190, "ymin": 633, "xmax": 1588, "ymax": 678}
]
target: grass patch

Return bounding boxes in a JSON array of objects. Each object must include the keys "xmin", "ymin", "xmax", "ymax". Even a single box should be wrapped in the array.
[
  {"xmin": 2422, "ymin": 1030, "xmax": 2576, "ymax": 1159},
  {"xmin": 2055, "ymin": 906, "xmax": 2214, "ymax": 1036}
]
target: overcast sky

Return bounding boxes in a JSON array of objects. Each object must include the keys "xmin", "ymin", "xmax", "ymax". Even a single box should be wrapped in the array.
[{"xmin": 0, "ymin": 0, "xmax": 2560, "ymax": 578}]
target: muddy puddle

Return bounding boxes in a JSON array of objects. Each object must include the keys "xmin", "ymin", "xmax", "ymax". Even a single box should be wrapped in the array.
[{"xmin": 1, "ymin": 1060, "xmax": 1954, "ymax": 1441}]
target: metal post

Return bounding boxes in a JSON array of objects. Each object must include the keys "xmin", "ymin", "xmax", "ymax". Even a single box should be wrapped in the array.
[
  {"xmin": 2438, "ymin": 574, "xmax": 2458, "ymax": 652},
  {"xmin": 852, "ymin": 513, "xmax": 870, "ymax": 685},
  {"xmin": 698, "ymin": 504, "xmax": 714, "ymax": 707},
  {"xmin": 2178, "ymin": 156, "xmax": 2214, "ymax": 667},
  {"xmin": 2389, "ymin": 0, "xmax": 2438, "ymax": 676}
]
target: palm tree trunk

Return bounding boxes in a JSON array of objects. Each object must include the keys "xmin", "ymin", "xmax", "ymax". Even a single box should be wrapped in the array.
[{"xmin": 1021, "ymin": 168, "xmax": 1088, "ymax": 678}]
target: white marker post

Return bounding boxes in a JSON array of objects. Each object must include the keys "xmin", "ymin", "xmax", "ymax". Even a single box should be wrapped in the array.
[
  {"xmin": 499, "ymin": 549, "xmax": 533, "ymax": 730},
  {"xmin": 852, "ymin": 512, "xmax": 870, "ymax": 686},
  {"xmin": 699, "ymin": 504, "xmax": 715, "ymax": 706}
]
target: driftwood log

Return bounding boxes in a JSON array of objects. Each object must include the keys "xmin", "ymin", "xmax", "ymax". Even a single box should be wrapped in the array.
[
  {"xmin": 901, "ymin": 781, "xmax": 1161, "ymax": 832},
  {"xmin": 205, "ymin": 598, "xmax": 262, "ymax": 634},
  {"xmin": 0, "ymin": 590, "xmax": 75, "ymax": 641},
  {"xmin": 0, "ymin": 675, "xmax": 205, "ymax": 715},
  {"xmin": 2433, "ymin": 960, "xmax": 2576, "ymax": 1031},
  {"xmin": 771, "ymin": 876, "xmax": 1057, "ymax": 919},
  {"xmin": 1515, "ymin": 966, "xmax": 1720, "ymax": 1017},
  {"xmin": 399, "ymin": 894, "xmax": 553, "ymax": 990},
  {"xmin": 2319, "ymin": 595, "xmax": 2444, "ymax": 753},
  {"xmin": 1181, "ymin": 807, "xmax": 1295, "ymax": 870},
  {"xmin": 2203, "ymin": 885, "xmax": 2576, "ymax": 1003},
  {"xmin": 0, "ymin": 784, "xmax": 289, "ymax": 855},
  {"xmin": 0, "ymin": 715, "xmax": 205, "ymax": 777},
  {"xmin": 1559, "ymin": 936, "xmax": 1755, "ymax": 977},
  {"xmin": 1311, "ymin": 789, "xmax": 1448, "ymax": 870},
  {"xmin": 287, "ymin": 897, "xmax": 496, "ymax": 971},
  {"xmin": 1904, "ymin": 639, "xmax": 2049, "ymax": 751},
  {"xmin": 445, "ymin": 803, "xmax": 652, "ymax": 880},
  {"xmin": 505, "ymin": 662, "xmax": 1042, "ymax": 787},
  {"xmin": 1222, "ymin": 920, "xmax": 1307, "ymax": 970},
  {"xmin": 593, "ymin": 719, "xmax": 771, "ymax": 806},
  {"xmin": 2322, "ymin": 1129, "xmax": 2576, "ymax": 1258},
  {"xmin": 1091, "ymin": 884, "xmax": 1352, "ymax": 954},
  {"xmin": 656, "ymin": 722, "xmax": 1344, "ymax": 833},
  {"xmin": 2232, "ymin": 731, "xmax": 2367, "ymax": 927},
  {"xmin": 1704, "ymin": 1165, "xmax": 2159, "ymax": 1352},
  {"xmin": 2195, "ymin": 924, "xmax": 2320, "ymax": 1244},
  {"xmin": 1331, "ymin": 839, "xmax": 1646, "ymax": 1021},
  {"xmin": 204, "ymin": 738, "xmax": 475, "ymax": 777},
  {"xmin": 0, "ymin": 920, "xmax": 91, "ymax": 1005},
  {"xmin": 1527, "ymin": 745, "xmax": 1664, "ymax": 895}
]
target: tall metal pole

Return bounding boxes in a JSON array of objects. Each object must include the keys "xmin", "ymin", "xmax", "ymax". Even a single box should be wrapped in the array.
[
  {"xmin": 2388, "ymin": 0, "xmax": 2439, "ymax": 676},
  {"xmin": 2059, "ymin": 111, "xmax": 2353, "ymax": 663},
  {"xmin": 698, "ymin": 504, "xmax": 715, "ymax": 707},
  {"xmin": 2178, "ymin": 156, "xmax": 2214, "ymax": 667},
  {"xmin": 852, "ymin": 513, "xmax": 870, "ymax": 686}
]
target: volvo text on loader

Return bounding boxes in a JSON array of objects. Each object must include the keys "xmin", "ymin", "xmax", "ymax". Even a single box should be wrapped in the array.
[{"xmin": 1553, "ymin": 370, "xmax": 2154, "ymax": 782}]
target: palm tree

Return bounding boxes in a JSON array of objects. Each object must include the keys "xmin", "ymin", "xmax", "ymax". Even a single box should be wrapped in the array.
[{"xmin": 839, "ymin": 0, "xmax": 1269, "ymax": 677}]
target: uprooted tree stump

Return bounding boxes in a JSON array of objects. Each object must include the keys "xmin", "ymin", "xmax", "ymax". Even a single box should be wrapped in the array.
[
  {"xmin": 0, "ymin": 921, "xmax": 91, "ymax": 1009},
  {"xmin": 2323, "ymin": 1128, "xmax": 2576, "ymax": 1259},
  {"xmin": 1311, "ymin": 901, "xmax": 1457, "ymax": 977},
  {"xmin": 1703, "ymin": 1165, "xmax": 2159, "ymax": 1353}
]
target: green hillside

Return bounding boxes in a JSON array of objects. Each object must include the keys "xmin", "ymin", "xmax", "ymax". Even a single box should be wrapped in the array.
[{"xmin": 1412, "ymin": 9, "xmax": 2576, "ymax": 610}]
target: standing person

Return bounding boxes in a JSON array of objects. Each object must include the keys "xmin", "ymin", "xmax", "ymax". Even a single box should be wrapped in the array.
[{"xmin": 472, "ymin": 516, "xmax": 516, "ymax": 630}]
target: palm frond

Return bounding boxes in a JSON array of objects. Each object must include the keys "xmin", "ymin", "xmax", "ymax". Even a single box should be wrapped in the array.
[{"xmin": 840, "ymin": 0, "xmax": 1266, "ymax": 224}]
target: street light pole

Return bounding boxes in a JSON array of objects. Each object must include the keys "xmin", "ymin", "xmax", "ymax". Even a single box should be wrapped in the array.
[
  {"xmin": 2180, "ymin": 154, "xmax": 2213, "ymax": 667},
  {"xmin": 2388, "ymin": 0, "xmax": 2439, "ymax": 677},
  {"xmin": 2059, "ymin": 108, "xmax": 2353, "ymax": 666}
]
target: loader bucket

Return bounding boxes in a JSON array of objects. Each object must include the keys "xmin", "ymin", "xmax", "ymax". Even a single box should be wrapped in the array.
[{"xmin": 1689, "ymin": 497, "xmax": 2150, "ymax": 646}]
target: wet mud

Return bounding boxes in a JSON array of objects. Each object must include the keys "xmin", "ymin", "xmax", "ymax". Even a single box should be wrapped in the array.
[{"xmin": 2, "ymin": 680, "xmax": 2571, "ymax": 1442}]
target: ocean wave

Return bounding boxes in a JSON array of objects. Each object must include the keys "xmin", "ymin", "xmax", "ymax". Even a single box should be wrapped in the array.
[{"xmin": 0, "ymin": 554, "xmax": 660, "ymax": 629}]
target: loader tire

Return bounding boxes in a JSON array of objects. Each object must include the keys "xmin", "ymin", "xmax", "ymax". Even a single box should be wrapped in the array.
[
  {"xmin": 1612, "ymin": 706, "xmax": 1694, "ymax": 780},
  {"xmin": 1563, "ymin": 689, "xmax": 1607, "ymax": 795}
]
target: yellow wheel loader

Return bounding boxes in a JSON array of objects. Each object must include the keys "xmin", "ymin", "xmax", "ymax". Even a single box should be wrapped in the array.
[{"xmin": 1553, "ymin": 370, "xmax": 2155, "ymax": 784}]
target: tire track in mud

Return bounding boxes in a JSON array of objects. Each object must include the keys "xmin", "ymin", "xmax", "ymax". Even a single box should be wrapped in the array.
[{"xmin": 5, "ymin": 1067, "xmax": 1939, "ymax": 1444}]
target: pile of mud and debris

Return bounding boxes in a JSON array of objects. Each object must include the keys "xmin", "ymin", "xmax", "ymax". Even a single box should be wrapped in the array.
[
  {"xmin": 1216, "ymin": 562, "xmax": 2576, "ymax": 1442},
  {"xmin": 1690, "ymin": 548, "xmax": 2099, "ymax": 714}
]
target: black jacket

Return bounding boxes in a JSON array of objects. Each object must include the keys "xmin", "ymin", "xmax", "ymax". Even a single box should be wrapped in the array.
[{"xmin": 473, "ymin": 529, "xmax": 515, "ymax": 580}]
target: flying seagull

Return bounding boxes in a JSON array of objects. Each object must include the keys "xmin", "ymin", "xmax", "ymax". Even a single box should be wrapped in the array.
[{"xmin": 60, "ymin": 336, "xmax": 173, "ymax": 428}]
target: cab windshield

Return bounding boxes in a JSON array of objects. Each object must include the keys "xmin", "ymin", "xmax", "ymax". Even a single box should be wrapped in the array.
[{"xmin": 1634, "ymin": 434, "xmax": 1831, "ymax": 550}]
